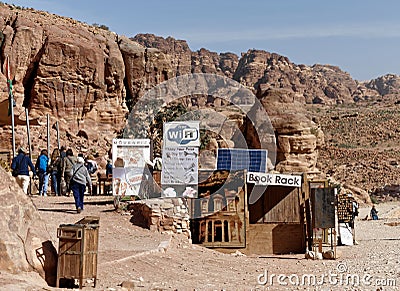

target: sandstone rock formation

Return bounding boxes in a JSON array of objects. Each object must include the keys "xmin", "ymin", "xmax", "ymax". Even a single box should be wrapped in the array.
[
  {"xmin": 0, "ymin": 3, "xmax": 399, "ymax": 184},
  {"xmin": 132, "ymin": 33, "xmax": 192, "ymax": 76},
  {"xmin": 363, "ymin": 74, "xmax": 400, "ymax": 97},
  {"xmin": 0, "ymin": 167, "xmax": 57, "ymax": 286},
  {"xmin": 0, "ymin": 4, "xmax": 128, "ymax": 162},
  {"xmin": 233, "ymin": 50, "xmax": 376, "ymax": 105},
  {"xmin": 246, "ymin": 86, "xmax": 324, "ymax": 173},
  {"xmin": 132, "ymin": 33, "xmax": 239, "ymax": 78}
]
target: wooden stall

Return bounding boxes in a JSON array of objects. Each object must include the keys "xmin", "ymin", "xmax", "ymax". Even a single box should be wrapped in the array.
[
  {"xmin": 246, "ymin": 174, "xmax": 310, "ymax": 255},
  {"xmin": 190, "ymin": 170, "xmax": 312, "ymax": 255}
]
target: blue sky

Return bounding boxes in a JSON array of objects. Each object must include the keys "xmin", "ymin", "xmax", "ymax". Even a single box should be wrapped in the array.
[{"xmin": 4, "ymin": 0, "xmax": 400, "ymax": 81}]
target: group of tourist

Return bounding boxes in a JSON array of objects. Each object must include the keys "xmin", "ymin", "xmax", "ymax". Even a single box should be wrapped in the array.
[{"xmin": 11, "ymin": 146, "xmax": 98, "ymax": 213}]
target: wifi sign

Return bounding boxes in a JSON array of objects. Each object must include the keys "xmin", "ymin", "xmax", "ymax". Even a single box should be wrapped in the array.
[{"xmin": 164, "ymin": 121, "xmax": 200, "ymax": 147}]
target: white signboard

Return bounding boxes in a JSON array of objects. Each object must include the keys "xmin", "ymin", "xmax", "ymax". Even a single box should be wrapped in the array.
[
  {"xmin": 163, "ymin": 121, "xmax": 200, "ymax": 147},
  {"xmin": 247, "ymin": 172, "xmax": 302, "ymax": 187},
  {"xmin": 161, "ymin": 146, "xmax": 198, "ymax": 185},
  {"xmin": 339, "ymin": 223, "xmax": 353, "ymax": 246},
  {"xmin": 112, "ymin": 139, "xmax": 151, "ymax": 196}
]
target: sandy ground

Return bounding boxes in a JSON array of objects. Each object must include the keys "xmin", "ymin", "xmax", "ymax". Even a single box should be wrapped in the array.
[{"xmin": 1, "ymin": 195, "xmax": 400, "ymax": 291}]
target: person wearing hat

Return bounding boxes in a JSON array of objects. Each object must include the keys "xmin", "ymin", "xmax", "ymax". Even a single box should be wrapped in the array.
[
  {"xmin": 11, "ymin": 147, "xmax": 37, "ymax": 194},
  {"xmin": 69, "ymin": 156, "xmax": 92, "ymax": 213}
]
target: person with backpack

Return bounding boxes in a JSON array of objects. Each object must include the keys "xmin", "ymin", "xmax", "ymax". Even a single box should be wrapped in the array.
[
  {"xmin": 70, "ymin": 156, "xmax": 92, "ymax": 213},
  {"xmin": 85, "ymin": 154, "xmax": 98, "ymax": 195},
  {"xmin": 61, "ymin": 149, "xmax": 77, "ymax": 196},
  {"xmin": 11, "ymin": 147, "xmax": 37, "ymax": 194},
  {"xmin": 35, "ymin": 149, "xmax": 49, "ymax": 196},
  {"xmin": 85, "ymin": 155, "xmax": 98, "ymax": 175}
]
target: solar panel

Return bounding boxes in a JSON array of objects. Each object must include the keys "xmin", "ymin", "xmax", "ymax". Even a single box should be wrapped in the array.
[{"xmin": 216, "ymin": 149, "xmax": 268, "ymax": 173}]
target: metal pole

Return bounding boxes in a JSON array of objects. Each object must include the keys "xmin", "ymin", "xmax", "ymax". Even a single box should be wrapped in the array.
[
  {"xmin": 47, "ymin": 113, "xmax": 50, "ymax": 154},
  {"xmin": 10, "ymin": 92, "xmax": 15, "ymax": 158},
  {"xmin": 26, "ymin": 108, "xmax": 32, "ymax": 159},
  {"xmin": 6, "ymin": 56, "xmax": 16, "ymax": 158},
  {"xmin": 26, "ymin": 108, "xmax": 32, "ymax": 195},
  {"xmin": 56, "ymin": 121, "xmax": 60, "ymax": 149}
]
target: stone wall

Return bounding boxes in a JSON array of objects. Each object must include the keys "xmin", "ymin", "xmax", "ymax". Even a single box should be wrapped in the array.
[{"xmin": 127, "ymin": 198, "xmax": 191, "ymax": 238}]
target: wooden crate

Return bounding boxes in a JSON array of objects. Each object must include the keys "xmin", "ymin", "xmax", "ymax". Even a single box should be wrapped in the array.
[{"xmin": 56, "ymin": 216, "xmax": 100, "ymax": 289}]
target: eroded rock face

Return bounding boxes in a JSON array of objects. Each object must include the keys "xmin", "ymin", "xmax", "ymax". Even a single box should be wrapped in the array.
[
  {"xmin": 0, "ymin": 5, "xmax": 130, "ymax": 159},
  {"xmin": 233, "ymin": 50, "xmax": 371, "ymax": 104},
  {"xmin": 132, "ymin": 33, "xmax": 192, "ymax": 76},
  {"xmin": 0, "ymin": 167, "xmax": 57, "ymax": 286},
  {"xmin": 249, "ymin": 87, "xmax": 324, "ymax": 173},
  {"xmin": 363, "ymin": 74, "xmax": 400, "ymax": 97},
  {"xmin": 133, "ymin": 34, "xmax": 239, "ymax": 79}
]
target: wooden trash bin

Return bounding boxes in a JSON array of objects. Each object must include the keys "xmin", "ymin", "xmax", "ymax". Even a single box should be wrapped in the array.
[{"xmin": 56, "ymin": 216, "xmax": 100, "ymax": 289}]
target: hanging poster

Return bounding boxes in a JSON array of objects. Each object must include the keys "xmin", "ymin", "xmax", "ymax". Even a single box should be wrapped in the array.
[{"xmin": 112, "ymin": 139, "xmax": 151, "ymax": 197}]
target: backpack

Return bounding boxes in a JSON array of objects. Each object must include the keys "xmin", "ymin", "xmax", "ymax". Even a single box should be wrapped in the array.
[
  {"xmin": 48, "ymin": 157, "xmax": 61, "ymax": 172},
  {"xmin": 38, "ymin": 155, "xmax": 48, "ymax": 172},
  {"xmin": 86, "ymin": 161, "xmax": 97, "ymax": 175}
]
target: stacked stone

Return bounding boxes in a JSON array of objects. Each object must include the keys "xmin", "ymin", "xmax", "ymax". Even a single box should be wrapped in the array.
[{"xmin": 128, "ymin": 198, "xmax": 191, "ymax": 238}]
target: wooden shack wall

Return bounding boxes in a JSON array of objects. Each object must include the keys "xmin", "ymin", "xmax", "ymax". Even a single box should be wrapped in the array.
[
  {"xmin": 248, "ymin": 185, "xmax": 301, "ymax": 224},
  {"xmin": 245, "ymin": 223, "xmax": 305, "ymax": 254},
  {"xmin": 244, "ymin": 175, "xmax": 308, "ymax": 255},
  {"xmin": 190, "ymin": 172, "xmax": 311, "ymax": 255}
]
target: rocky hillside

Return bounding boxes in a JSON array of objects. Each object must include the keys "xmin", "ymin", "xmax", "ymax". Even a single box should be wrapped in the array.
[
  {"xmin": 133, "ymin": 34, "xmax": 383, "ymax": 105},
  {"xmin": 309, "ymin": 101, "xmax": 400, "ymax": 202},
  {"xmin": 0, "ymin": 3, "xmax": 400, "ymax": 195}
]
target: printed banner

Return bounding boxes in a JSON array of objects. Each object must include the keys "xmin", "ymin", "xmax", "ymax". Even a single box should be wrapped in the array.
[
  {"xmin": 112, "ymin": 138, "xmax": 151, "ymax": 196},
  {"xmin": 247, "ymin": 172, "xmax": 302, "ymax": 187}
]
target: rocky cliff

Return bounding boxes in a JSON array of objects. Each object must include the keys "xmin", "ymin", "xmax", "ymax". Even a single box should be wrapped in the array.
[
  {"xmin": 0, "ymin": 166, "xmax": 57, "ymax": 285},
  {"xmin": 0, "ymin": 3, "xmax": 397, "ymax": 176}
]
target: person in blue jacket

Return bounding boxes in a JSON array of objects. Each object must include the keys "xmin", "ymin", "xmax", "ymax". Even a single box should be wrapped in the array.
[
  {"xmin": 35, "ymin": 149, "xmax": 50, "ymax": 196},
  {"xmin": 11, "ymin": 147, "xmax": 36, "ymax": 194}
]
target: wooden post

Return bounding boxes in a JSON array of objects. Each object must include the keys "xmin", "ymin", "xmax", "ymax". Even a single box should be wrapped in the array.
[{"xmin": 205, "ymin": 220, "xmax": 208, "ymax": 242}]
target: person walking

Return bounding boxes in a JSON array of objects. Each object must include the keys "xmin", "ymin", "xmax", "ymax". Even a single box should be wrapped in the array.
[
  {"xmin": 105, "ymin": 159, "xmax": 113, "ymax": 194},
  {"xmin": 49, "ymin": 148, "xmax": 62, "ymax": 196},
  {"xmin": 11, "ymin": 147, "xmax": 37, "ymax": 194},
  {"xmin": 70, "ymin": 156, "xmax": 92, "ymax": 213},
  {"xmin": 35, "ymin": 149, "xmax": 50, "ymax": 196},
  {"xmin": 61, "ymin": 148, "xmax": 77, "ymax": 196}
]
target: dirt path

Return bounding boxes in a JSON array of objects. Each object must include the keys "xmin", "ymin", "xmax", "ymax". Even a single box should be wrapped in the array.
[{"xmin": 1, "ymin": 196, "xmax": 400, "ymax": 290}]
